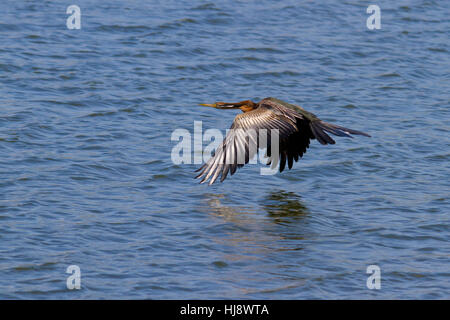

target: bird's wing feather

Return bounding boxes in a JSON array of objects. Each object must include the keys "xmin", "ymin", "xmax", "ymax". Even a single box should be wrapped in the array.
[
  {"xmin": 195, "ymin": 106, "xmax": 298, "ymax": 185},
  {"xmin": 260, "ymin": 97, "xmax": 370, "ymax": 145}
]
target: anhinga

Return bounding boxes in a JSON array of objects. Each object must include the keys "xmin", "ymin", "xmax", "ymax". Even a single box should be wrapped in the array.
[{"xmin": 196, "ymin": 97, "xmax": 370, "ymax": 185}]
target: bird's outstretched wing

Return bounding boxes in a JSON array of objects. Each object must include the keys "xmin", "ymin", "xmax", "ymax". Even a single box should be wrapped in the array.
[
  {"xmin": 195, "ymin": 105, "xmax": 298, "ymax": 185},
  {"xmin": 260, "ymin": 97, "xmax": 370, "ymax": 144},
  {"xmin": 257, "ymin": 98, "xmax": 370, "ymax": 171}
]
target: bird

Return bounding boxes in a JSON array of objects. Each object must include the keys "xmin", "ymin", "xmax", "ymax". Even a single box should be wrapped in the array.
[{"xmin": 195, "ymin": 97, "xmax": 370, "ymax": 185}]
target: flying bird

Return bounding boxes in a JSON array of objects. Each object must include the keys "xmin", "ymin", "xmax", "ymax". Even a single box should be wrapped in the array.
[{"xmin": 196, "ymin": 97, "xmax": 370, "ymax": 185}]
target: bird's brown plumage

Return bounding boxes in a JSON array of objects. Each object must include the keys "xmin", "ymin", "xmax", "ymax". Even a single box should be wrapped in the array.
[{"xmin": 196, "ymin": 97, "xmax": 370, "ymax": 185}]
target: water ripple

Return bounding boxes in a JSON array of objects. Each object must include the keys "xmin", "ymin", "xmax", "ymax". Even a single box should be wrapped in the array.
[{"xmin": 0, "ymin": 0, "xmax": 448, "ymax": 300}]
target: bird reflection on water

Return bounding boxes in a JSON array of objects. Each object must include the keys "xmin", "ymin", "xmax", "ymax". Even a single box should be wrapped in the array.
[
  {"xmin": 204, "ymin": 190, "xmax": 309, "ymax": 225},
  {"xmin": 201, "ymin": 190, "xmax": 311, "ymax": 253},
  {"xmin": 201, "ymin": 191, "xmax": 311, "ymax": 294},
  {"xmin": 261, "ymin": 191, "xmax": 309, "ymax": 224}
]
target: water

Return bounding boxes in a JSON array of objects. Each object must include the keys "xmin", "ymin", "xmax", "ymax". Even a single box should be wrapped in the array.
[{"xmin": 0, "ymin": 0, "xmax": 449, "ymax": 299}]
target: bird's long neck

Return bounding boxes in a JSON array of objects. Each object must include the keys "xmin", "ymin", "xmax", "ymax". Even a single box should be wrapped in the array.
[{"xmin": 238, "ymin": 100, "xmax": 256, "ymax": 113}]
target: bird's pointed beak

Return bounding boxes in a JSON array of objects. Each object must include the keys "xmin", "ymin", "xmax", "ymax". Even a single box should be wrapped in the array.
[
  {"xmin": 198, "ymin": 103, "xmax": 217, "ymax": 108},
  {"xmin": 198, "ymin": 102, "xmax": 241, "ymax": 109}
]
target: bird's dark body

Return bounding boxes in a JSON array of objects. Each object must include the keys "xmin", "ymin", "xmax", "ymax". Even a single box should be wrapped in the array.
[{"xmin": 196, "ymin": 97, "xmax": 370, "ymax": 185}]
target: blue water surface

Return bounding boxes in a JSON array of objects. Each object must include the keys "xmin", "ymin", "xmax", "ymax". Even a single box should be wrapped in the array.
[{"xmin": 0, "ymin": 0, "xmax": 449, "ymax": 299}]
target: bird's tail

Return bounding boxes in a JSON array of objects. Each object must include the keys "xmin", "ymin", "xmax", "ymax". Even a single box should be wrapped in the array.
[{"xmin": 310, "ymin": 120, "xmax": 371, "ymax": 145}]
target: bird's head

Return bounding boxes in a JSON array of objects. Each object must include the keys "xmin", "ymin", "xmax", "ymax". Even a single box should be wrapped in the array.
[{"xmin": 199, "ymin": 100, "xmax": 256, "ymax": 112}]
